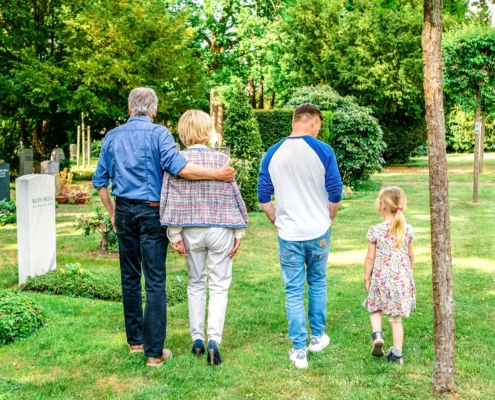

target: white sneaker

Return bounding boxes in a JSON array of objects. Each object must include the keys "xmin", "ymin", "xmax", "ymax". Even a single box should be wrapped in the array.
[
  {"xmin": 289, "ymin": 348, "xmax": 308, "ymax": 369},
  {"xmin": 308, "ymin": 333, "xmax": 330, "ymax": 352}
]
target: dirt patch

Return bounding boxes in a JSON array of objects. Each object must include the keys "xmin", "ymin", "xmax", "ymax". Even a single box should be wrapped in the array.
[
  {"xmin": 96, "ymin": 374, "xmax": 145, "ymax": 394},
  {"xmin": 90, "ymin": 249, "xmax": 119, "ymax": 258}
]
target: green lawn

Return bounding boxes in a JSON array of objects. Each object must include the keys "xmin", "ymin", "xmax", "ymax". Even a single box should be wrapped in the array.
[
  {"xmin": 375, "ymin": 152, "xmax": 495, "ymax": 183},
  {"xmin": 0, "ymin": 156, "xmax": 494, "ymax": 399}
]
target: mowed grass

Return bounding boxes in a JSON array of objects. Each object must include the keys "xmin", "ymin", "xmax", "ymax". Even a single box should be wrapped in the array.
[
  {"xmin": 0, "ymin": 156, "xmax": 494, "ymax": 400},
  {"xmin": 376, "ymin": 152, "xmax": 495, "ymax": 183}
]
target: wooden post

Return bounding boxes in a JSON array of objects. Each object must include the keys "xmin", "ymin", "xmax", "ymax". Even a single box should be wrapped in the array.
[
  {"xmin": 473, "ymin": 88, "xmax": 481, "ymax": 203},
  {"xmin": 423, "ymin": 0, "xmax": 456, "ymax": 394},
  {"xmin": 81, "ymin": 113, "xmax": 86, "ymax": 169},
  {"xmin": 87, "ymin": 126, "xmax": 91, "ymax": 167},
  {"xmin": 100, "ymin": 221, "xmax": 108, "ymax": 251},
  {"xmin": 76, "ymin": 126, "xmax": 81, "ymax": 169},
  {"xmin": 480, "ymin": 110, "xmax": 485, "ymax": 173}
]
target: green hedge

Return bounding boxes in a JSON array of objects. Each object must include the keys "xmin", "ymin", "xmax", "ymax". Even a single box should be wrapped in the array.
[
  {"xmin": 254, "ymin": 109, "xmax": 332, "ymax": 151},
  {"xmin": 0, "ymin": 290, "xmax": 44, "ymax": 345},
  {"xmin": 21, "ymin": 264, "xmax": 187, "ymax": 306}
]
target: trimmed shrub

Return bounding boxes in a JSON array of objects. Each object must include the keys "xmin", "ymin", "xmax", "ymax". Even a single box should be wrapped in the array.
[
  {"xmin": 254, "ymin": 109, "xmax": 332, "ymax": 150},
  {"xmin": 381, "ymin": 118, "xmax": 427, "ymax": 163},
  {"xmin": 285, "ymin": 85, "xmax": 386, "ymax": 186},
  {"xmin": 0, "ymin": 201, "xmax": 16, "ymax": 226},
  {"xmin": 0, "ymin": 290, "xmax": 44, "ymax": 345},
  {"xmin": 21, "ymin": 263, "xmax": 187, "ymax": 306},
  {"xmin": 221, "ymin": 79, "xmax": 263, "ymax": 211}
]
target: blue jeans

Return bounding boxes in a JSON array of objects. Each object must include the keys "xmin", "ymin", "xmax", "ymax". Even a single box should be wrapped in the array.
[
  {"xmin": 114, "ymin": 198, "xmax": 168, "ymax": 358},
  {"xmin": 278, "ymin": 229, "xmax": 331, "ymax": 350}
]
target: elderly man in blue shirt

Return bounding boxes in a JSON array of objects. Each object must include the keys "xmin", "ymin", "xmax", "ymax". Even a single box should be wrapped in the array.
[{"xmin": 93, "ymin": 87, "xmax": 235, "ymax": 367}]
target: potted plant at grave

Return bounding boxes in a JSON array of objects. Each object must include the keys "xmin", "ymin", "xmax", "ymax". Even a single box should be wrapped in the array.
[
  {"xmin": 75, "ymin": 207, "xmax": 118, "ymax": 252},
  {"xmin": 55, "ymin": 168, "xmax": 92, "ymax": 204}
]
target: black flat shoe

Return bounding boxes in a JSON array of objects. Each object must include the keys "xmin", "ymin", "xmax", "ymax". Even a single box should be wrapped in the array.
[
  {"xmin": 207, "ymin": 341, "xmax": 222, "ymax": 365},
  {"xmin": 192, "ymin": 339, "xmax": 205, "ymax": 358}
]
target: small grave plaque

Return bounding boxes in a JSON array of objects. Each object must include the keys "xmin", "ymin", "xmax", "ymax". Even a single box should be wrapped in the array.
[
  {"xmin": 19, "ymin": 149, "xmax": 33, "ymax": 176},
  {"xmin": 16, "ymin": 174, "xmax": 56, "ymax": 284},
  {"xmin": 0, "ymin": 162, "xmax": 10, "ymax": 202}
]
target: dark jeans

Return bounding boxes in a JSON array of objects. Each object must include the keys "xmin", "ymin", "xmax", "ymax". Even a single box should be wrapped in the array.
[{"xmin": 114, "ymin": 197, "xmax": 168, "ymax": 358}]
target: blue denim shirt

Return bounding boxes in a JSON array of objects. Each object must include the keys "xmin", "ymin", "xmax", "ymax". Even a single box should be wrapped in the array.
[{"xmin": 92, "ymin": 115, "xmax": 188, "ymax": 201}]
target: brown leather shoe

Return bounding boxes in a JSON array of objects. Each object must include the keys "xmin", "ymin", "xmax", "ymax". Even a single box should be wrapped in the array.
[
  {"xmin": 146, "ymin": 349, "xmax": 173, "ymax": 367},
  {"xmin": 129, "ymin": 344, "xmax": 144, "ymax": 353}
]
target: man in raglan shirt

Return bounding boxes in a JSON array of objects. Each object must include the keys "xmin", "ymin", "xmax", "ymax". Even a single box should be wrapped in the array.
[{"xmin": 257, "ymin": 103, "xmax": 343, "ymax": 369}]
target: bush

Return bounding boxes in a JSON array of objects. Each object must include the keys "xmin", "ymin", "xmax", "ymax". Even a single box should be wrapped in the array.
[
  {"xmin": 0, "ymin": 200, "xmax": 16, "ymax": 226},
  {"xmin": 21, "ymin": 263, "xmax": 187, "ymax": 306},
  {"xmin": 221, "ymin": 79, "xmax": 263, "ymax": 211},
  {"xmin": 0, "ymin": 290, "xmax": 44, "ymax": 345},
  {"xmin": 381, "ymin": 118, "xmax": 427, "ymax": 163},
  {"xmin": 254, "ymin": 109, "xmax": 332, "ymax": 151},
  {"xmin": 71, "ymin": 170, "xmax": 94, "ymax": 181},
  {"xmin": 92, "ymin": 140, "xmax": 103, "ymax": 158},
  {"xmin": 285, "ymin": 85, "xmax": 386, "ymax": 186}
]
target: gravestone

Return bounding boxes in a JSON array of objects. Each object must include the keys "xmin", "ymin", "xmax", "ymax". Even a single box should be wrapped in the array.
[
  {"xmin": 176, "ymin": 142, "xmax": 181, "ymax": 151},
  {"xmin": 215, "ymin": 147, "xmax": 230, "ymax": 156},
  {"xmin": 69, "ymin": 144, "xmax": 77, "ymax": 160},
  {"xmin": 40, "ymin": 160, "xmax": 60, "ymax": 175},
  {"xmin": 50, "ymin": 147, "xmax": 65, "ymax": 163},
  {"xmin": 16, "ymin": 174, "xmax": 56, "ymax": 284},
  {"xmin": 0, "ymin": 162, "xmax": 10, "ymax": 202},
  {"xmin": 19, "ymin": 148, "xmax": 33, "ymax": 176}
]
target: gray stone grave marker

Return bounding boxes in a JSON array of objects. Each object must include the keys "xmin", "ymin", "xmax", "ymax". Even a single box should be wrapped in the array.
[
  {"xmin": 215, "ymin": 147, "xmax": 230, "ymax": 156},
  {"xmin": 69, "ymin": 144, "xmax": 77, "ymax": 160},
  {"xmin": 19, "ymin": 148, "xmax": 33, "ymax": 176},
  {"xmin": 50, "ymin": 147, "xmax": 65, "ymax": 163},
  {"xmin": 16, "ymin": 174, "xmax": 56, "ymax": 284},
  {"xmin": 40, "ymin": 160, "xmax": 60, "ymax": 175},
  {"xmin": 0, "ymin": 162, "xmax": 10, "ymax": 202}
]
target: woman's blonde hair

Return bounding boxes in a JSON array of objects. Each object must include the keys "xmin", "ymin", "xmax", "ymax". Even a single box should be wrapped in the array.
[
  {"xmin": 375, "ymin": 186, "xmax": 408, "ymax": 247},
  {"xmin": 177, "ymin": 110, "xmax": 213, "ymax": 147}
]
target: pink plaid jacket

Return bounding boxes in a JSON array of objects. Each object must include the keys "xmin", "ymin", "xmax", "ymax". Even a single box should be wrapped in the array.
[{"xmin": 159, "ymin": 148, "xmax": 248, "ymax": 228}]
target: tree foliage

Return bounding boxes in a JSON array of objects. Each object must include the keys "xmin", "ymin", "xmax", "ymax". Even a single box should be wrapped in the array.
[{"xmin": 221, "ymin": 79, "xmax": 263, "ymax": 211}]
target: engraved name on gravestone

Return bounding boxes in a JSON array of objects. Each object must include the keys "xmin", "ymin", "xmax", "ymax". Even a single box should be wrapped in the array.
[
  {"xmin": 69, "ymin": 144, "xmax": 77, "ymax": 160},
  {"xmin": 0, "ymin": 162, "xmax": 10, "ymax": 202},
  {"xmin": 16, "ymin": 175, "xmax": 56, "ymax": 284},
  {"xmin": 50, "ymin": 147, "xmax": 65, "ymax": 163},
  {"xmin": 19, "ymin": 148, "xmax": 33, "ymax": 176}
]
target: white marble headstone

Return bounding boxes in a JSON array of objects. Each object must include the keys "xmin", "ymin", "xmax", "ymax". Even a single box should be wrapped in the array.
[{"xmin": 16, "ymin": 174, "xmax": 56, "ymax": 284}]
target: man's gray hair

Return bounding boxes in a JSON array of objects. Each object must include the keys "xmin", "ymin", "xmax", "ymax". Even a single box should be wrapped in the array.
[{"xmin": 128, "ymin": 88, "xmax": 158, "ymax": 117}]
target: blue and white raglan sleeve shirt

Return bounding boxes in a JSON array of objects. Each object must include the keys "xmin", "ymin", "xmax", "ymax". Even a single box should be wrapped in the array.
[{"xmin": 257, "ymin": 136, "xmax": 343, "ymax": 241}]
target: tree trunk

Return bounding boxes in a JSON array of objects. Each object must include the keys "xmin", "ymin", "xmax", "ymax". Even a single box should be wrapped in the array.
[
  {"xmin": 480, "ymin": 109, "xmax": 485, "ymax": 173},
  {"xmin": 257, "ymin": 80, "xmax": 264, "ymax": 109},
  {"xmin": 248, "ymin": 76, "xmax": 256, "ymax": 109},
  {"xmin": 422, "ymin": 0, "xmax": 456, "ymax": 395},
  {"xmin": 473, "ymin": 88, "xmax": 481, "ymax": 203},
  {"xmin": 269, "ymin": 92, "xmax": 276, "ymax": 108}
]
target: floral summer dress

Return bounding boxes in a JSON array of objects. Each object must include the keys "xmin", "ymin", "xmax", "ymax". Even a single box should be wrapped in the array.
[{"xmin": 363, "ymin": 223, "xmax": 416, "ymax": 317}]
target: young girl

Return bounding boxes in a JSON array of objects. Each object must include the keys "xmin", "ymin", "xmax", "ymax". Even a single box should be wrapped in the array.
[{"xmin": 363, "ymin": 187, "xmax": 415, "ymax": 365}]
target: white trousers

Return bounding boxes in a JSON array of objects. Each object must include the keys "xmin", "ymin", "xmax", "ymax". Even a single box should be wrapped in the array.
[{"xmin": 182, "ymin": 227, "xmax": 234, "ymax": 344}]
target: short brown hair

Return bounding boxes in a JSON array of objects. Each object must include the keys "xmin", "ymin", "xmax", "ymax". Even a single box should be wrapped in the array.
[
  {"xmin": 177, "ymin": 110, "xmax": 213, "ymax": 147},
  {"xmin": 293, "ymin": 103, "xmax": 323, "ymax": 123}
]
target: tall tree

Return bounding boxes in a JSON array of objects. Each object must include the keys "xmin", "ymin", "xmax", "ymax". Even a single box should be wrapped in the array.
[
  {"xmin": 443, "ymin": 26, "xmax": 495, "ymax": 202},
  {"xmin": 423, "ymin": 0, "xmax": 456, "ymax": 394}
]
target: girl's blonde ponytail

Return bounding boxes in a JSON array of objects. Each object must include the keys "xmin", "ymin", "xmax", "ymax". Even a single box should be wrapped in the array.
[{"xmin": 377, "ymin": 187, "xmax": 407, "ymax": 247}]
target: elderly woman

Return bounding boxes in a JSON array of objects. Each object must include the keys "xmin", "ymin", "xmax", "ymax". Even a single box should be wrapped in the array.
[{"xmin": 160, "ymin": 110, "xmax": 248, "ymax": 365}]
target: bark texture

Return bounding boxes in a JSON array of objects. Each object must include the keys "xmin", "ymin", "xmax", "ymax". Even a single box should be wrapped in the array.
[
  {"xmin": 422, "ymin": 0, "xmax": 456, "ymax": 394},
  {"xmin": 480, "ymin": 109, "xmax": 485, "ymax": 173},
  {"xmin": 473, "ymin": 88, "xmax": 481, "ymax": 202}
]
